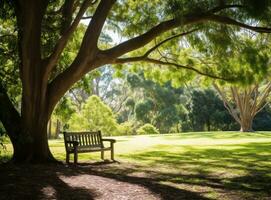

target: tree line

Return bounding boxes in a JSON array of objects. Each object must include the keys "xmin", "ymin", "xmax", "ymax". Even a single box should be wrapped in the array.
[{"xmin": 43, "ymin": 66, "xmax": 271, "ymax": 138}]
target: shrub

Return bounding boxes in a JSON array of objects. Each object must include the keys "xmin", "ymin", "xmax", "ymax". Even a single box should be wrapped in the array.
[
  {"xmin": 118, "ymin": 122, "xmax": 134, "ymax": 135},
  {"xmin": 137, "ymin": 123, "xmax": 159, "ymax": 135}
]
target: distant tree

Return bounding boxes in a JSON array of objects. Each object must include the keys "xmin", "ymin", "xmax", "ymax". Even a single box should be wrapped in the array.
[
  {"xmin": 68, "ymin": 95, "xmax": 119, "ymax": 136},
  {"xmin": 184, "ymin": 88, "xmax": 237, "ymax": 131},
  {"xmin": 214, "ymin": 82, "xmax": 271, "ymax": 132},
  {"xmin": 126, "ymin": 73, "xmax": 181, "ymax": 133}
]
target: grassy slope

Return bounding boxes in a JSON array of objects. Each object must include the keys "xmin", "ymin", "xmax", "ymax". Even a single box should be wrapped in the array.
[{"xmin": 1, "ymin": 131, "xmax": 271, "ymax": 199}]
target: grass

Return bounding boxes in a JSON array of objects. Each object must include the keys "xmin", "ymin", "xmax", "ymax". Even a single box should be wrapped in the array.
[{"xmin": 1, "ymin": 131, "xmax": 271, "ymax": 199}]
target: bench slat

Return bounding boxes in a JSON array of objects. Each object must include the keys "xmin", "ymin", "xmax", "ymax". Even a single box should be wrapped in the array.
[
  {"xmin": 94, "ymin": 134, "xmax": 96, "ymax": 145},
  {"xmin": 88, "ymin": 134, "xmax": 91, "ymax": 146},
  {"xmin": 85, "ymin": 134, "xmax": 89, "ymax": 146},
  {"xmin": 91, "ymin": 134, "xmax": 94, "ymax": 146},
  {"xmin": 82, "ymin": 134, "xmax": 85, "ymax": 146}
]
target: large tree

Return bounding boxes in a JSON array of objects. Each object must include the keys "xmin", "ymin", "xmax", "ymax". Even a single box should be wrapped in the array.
[
  {"xmin": 1, "ymin": 0, "xmax": 271, "ymax": 163},
  {"xmin": 214, "ymin": 82, "xmax": 271, "ymax": 132}
]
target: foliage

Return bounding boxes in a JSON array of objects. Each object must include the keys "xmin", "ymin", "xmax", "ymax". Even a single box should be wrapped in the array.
[
  {"xmin": 253, "ymin": 106, "xmax": 271, "ymax": 131},
  {"xmin": 183, "ymin": 88, "xmax": 238, "ymax": 131},
  {"xmin": 118, "ymin": 121, "xmax": 134, "ymax": 135},
  {"xmin": 125, "ymin": 72, "xmax": 182, "ymax": 133},
  {"xmin": 68, "ymin": 95, "xmax": 119, "ymax": 136},
  {"xmin": 54, "ymin": 97, "xmax": 76, "ymax": 130},
  {"xmin": 137, "ymin": 123, "xmax": 160, "ymax": 135}
]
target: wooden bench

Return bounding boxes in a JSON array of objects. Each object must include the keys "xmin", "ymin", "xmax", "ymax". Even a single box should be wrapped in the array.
[{"xmin": 63, "ymin": 131, "xmax": 116, "ymax": 164}]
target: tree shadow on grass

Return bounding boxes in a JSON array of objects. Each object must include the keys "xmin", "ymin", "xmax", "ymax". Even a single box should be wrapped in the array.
[
  {"xmin": 118, "ymin": 142, "xmax": 271, "ymax": 199},
  {"xmin": 0, "ymin": 162, "xmax": 210, "ymax": 200},
  {"xmin": 0, "ymin": 141, "xmax": 270, "ymax": 199}
]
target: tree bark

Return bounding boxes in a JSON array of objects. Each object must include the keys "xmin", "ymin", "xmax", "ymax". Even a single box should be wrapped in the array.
[
  {"xmin": 48, "ymin": 118, "xmax": 52, "ymax": 139},
  {"xmin": 1, "ymin": 82, "xmax": 56, "ymax": 163},
  {"xmin": 240, "ymin": 119, "xmax": 254, "ymax": 132},
  {"xmin": 12, "ymin": 120, "xmax": 55, "ymax": 163}
]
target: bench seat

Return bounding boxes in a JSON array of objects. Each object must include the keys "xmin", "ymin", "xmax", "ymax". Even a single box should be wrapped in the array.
[{"xmin": 66, "ymin": 146, "xmax": 112, "ymax": 153}]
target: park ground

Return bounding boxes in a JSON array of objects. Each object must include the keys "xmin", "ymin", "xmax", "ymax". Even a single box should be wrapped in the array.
[{"xmin": 0, "ymin": 132, "xmax": 271, "ymax": 200}]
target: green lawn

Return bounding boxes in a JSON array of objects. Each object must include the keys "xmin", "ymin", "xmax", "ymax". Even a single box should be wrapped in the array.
[{"xmin": 1, "ymin": 131, "xmax": 271, "ymax": 199}]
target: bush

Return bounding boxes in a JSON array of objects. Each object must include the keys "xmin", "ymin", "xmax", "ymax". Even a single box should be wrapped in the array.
[
  {"xmin": 118, "ymin": 122, "xmax": 134, "ymax": 135},
  {"xmin": 137, "ymin": 123, "xmax": 159, "ymax": 135}
]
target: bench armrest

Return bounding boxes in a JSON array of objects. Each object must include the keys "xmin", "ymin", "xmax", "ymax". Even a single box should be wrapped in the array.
[
  {"xmin": 66, "ymin": 141, "xmax": 79, "ymax": 146},
  {"xmin": 102, "ymin": 138, "xmax": 116, "ymax": 143}
]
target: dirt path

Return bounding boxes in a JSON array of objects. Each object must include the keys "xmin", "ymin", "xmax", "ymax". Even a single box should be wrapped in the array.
[{"xmin": 0, "ymin": 162, "xmax": 207, "ymax": 200}]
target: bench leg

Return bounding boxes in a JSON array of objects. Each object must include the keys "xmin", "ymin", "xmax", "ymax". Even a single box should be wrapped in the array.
[
  {"xmin": 74, "ymin": 152, "xmax": 78, "ymax": 164},
  {"xmin": 101, "ymin": 150, "xmax": 104, "ymax": 160},
  {"xmin": 111, "ymin": 145, "xmax": 114, "ymax": 161},
  {"xmin": 66, "ymin": 153, "xmax": 70, "ymax": 164}
]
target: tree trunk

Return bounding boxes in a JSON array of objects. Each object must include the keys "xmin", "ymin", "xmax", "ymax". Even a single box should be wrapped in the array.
[
  {"xmin": 206, "ymin": 120, "xmax": 211, "ymax": 131},
  {"xmin": 12, "ymin": 99, "xmax": 57, "ymax": 163},
  {"xmin": 239, "ymin": 118, "xmax": 254, "ymax": 132},
  {"xmin": 1, "ymin": 103, "xmax": 56, "ymax": 163},
  {"xmin": 12, "ymin": 122, "xmax": 55, "ymax": 163}
]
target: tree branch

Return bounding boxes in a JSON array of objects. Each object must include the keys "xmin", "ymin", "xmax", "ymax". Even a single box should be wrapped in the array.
[
  {"xmin": 44, "ymin": 0, "xmax": 93, "ymax": 76},
  {"xmin": 76, "ymin": 0, "xmax": 116, "ymax": 56},
  {"xmin": 60, "ymin": 0, "xmax": 76, "ymax": 34},
  {"xmin": 103, "ymin": 17, "xmax": 201, "ymax": 59},
  {"xmin": 114, "ymin": 56, "xmax": 232, "ymax": 81},
  {"xmin": 207, "ymin": 14, "xmax": 271, "ymax": 33},
  {"xmin": 47, "ymin": 0, "xmax": 116, "ymax": 113},
  {"xmin": 81, "ymin": 16, "xmax": 93, "ymax": 19},
  {"xmin": 208, "ymin": 4, "xmax": 244, "ymax": 14},
  {"xmin": 103, "ymin": 11, "xmax": 271, "ymax": 60},
  {"xmin": 213, "ymin": 83, "xmax": 241, "ymax": 124},
  {"xmin": 256, "ymin": 82, "xmax": 271, "ymax": 110},
  {"xmin": 143, "ymin": 28, "xmax": 199, "ymax": 57}
]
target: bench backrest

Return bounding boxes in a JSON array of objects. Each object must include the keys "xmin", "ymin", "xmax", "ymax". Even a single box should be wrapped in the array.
[{"xmin": 63, "ymin": 131, "xmax": 104, "ymax": 150}]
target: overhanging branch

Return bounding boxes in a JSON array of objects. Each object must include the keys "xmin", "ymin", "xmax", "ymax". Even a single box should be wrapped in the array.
[
  {"xmin": 114, "ymin": 56, "xmax": 233, "ymax": 81},
  {"xmin": 103, "ymin": 9, "xmax": 271, "ymax": 60},
  {"xmin": 207, "ymin": 14, "xmax": 271, "ymax": 33},
  {"xmin": 208, "ymin": 4, "xmax": 244, "ymax": 14},
  {"xmin": 143, "ymin": 28, "xmax": 199, "ymax": 57},
  {"xmin": 112, "ymin": 29, "xmax": 199, "ymax": 63}
]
